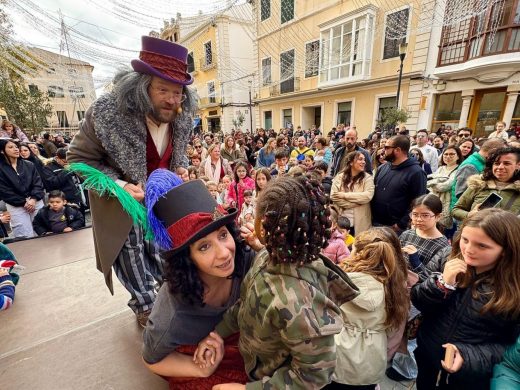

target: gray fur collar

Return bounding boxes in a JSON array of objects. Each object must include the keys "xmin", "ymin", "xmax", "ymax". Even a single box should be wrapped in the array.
[{"xmin": 91, "ymin": 92, "xmax": 194, "ymax": 184}]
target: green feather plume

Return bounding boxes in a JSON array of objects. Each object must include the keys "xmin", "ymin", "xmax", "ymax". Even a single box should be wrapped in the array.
[{"xmin": 67, "ymin": 162, "xmax": 151, "ymax": 236}]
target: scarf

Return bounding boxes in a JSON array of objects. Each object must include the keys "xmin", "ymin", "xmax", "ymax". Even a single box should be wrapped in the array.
[{"xmin": 205, "ymin": 157, "xmax": 222, "ymax": 183}]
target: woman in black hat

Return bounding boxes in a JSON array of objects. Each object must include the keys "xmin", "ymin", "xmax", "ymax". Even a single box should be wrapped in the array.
[{"xmin": 141, "ymin": 169, "xmax": 261, "ymax": 389}]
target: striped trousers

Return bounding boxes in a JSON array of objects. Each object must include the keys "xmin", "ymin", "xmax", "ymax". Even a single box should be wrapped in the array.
[{"xmin": 112, "ymin": 223, "xmax": 164, "ymax": 314}]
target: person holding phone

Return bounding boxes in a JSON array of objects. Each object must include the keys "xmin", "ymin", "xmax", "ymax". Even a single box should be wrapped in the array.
[
  {"xmin": 411, "ymin": 208, "xmax": 520, "ymax": 389},
  {"xmin": 452, "ymin": 147, "xmax": 520, "ymax": 221}
]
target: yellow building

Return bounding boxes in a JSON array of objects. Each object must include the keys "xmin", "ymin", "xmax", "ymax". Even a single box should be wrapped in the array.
[
  {"xmin": 253, "ymin": 0, "xmax": 434, "ymax": 138},
  {"xmin": 156, "ymin": 5, "xmax": 257, "ymax": 134},
  {"xmin": 22, "ymin": 47, "xmax": 96, "ymax": 136},
  {"xmin": 417, "ymin": 0, "xmax": 520, "ymax": 138}
]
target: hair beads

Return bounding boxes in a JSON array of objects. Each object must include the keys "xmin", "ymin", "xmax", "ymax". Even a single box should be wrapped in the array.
[{"xmin": 256, "ymin": 175, "xmax": 331, "ymax": 265}]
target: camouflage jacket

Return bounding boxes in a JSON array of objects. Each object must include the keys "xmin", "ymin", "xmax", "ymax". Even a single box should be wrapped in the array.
[{"xmin": 215, "ymin": 249, "xmax": 359, "ymax": 389}]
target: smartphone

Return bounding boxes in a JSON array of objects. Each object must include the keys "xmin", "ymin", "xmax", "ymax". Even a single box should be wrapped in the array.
[{"xmin": 479, "ymin": 192, "xmax": 503, "ymax": 209}]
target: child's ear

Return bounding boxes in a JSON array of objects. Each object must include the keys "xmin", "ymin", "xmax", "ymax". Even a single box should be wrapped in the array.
[{"xmin": 63, "ymin": 199, "xmax": 68, "ymax": 205}]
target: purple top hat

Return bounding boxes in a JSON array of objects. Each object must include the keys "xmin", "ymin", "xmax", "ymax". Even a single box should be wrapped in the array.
[{"xmin": 131, "ymin": 36, "xmax": 193, "ymax": 86}]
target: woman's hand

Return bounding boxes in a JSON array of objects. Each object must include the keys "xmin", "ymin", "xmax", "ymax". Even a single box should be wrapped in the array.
[
  {"xmin": 467, "ymin": 203, "xmax": 481, "ymax": 218},
  {"xmin": 212, "ymin": 384, "xmax": 246, "ymax": 390},
  {"xmin": 0, "ymin": 211, "xmax": 11, "ymax": 224},
  {"xmin": 240, "ymin": 222, "xmax": 263, "ymax": 251},
  {"xmin": 442, "ymin": 258, "xmax": 467, "ymax": 285},
  {"xmin": 441, "ymin": 343, "xmax": 464, "ymax": 373},
  {"xmin": 193, "ymin": 332, "xmax": 225, "ymax": 368}
]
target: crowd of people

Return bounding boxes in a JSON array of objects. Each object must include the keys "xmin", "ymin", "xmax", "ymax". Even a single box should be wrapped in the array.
[
  {"xmin": 0, "ymin": 121, "xmax": 86, "ymax": 240},
  {"xmin": 2, "ymin": 35, "xmax": 520, "ymax": 390}
]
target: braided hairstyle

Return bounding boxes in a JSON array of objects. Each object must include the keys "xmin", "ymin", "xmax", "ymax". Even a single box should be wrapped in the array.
[{"xmin": 256, "ymin": 175, "xmax": 331, "ymax": 265}]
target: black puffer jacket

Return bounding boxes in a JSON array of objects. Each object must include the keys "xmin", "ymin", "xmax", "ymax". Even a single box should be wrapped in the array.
[
  {"xmin": 411, "ymin": 256, "xmax": 519, "ymax": 389},
  {"xmin": 0, "ymin": 159, "xmax": 45, "ymax": 206}
]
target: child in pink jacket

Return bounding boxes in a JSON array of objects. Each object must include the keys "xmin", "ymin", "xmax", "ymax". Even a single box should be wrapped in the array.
[{"xmin": 323, "ymin": 215, "xmax": 351, "ymax": 264}]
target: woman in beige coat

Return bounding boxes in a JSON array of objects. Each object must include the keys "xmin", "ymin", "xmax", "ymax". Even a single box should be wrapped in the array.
[{"xmin": 330, "ymin": 151, "xmax": 375, "ymax": 235}]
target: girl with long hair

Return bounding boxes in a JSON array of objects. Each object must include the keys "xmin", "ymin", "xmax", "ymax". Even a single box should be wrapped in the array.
[
  {"xmin": 254, "ymin": 167, "xmax": 271, "ymax": 198},
  {"xmin": 220, "ymin": 135, "xmax": 243, "ymax": 164},
  {"xmin": 458, "ymin": 138, "xmax": 476, "ymax": 162},
  {"xmin": 330, "ymin": 151, "xmax": 374, "ymax": 235},
  {"xmin": 412, "ymin": 208, "xmax": 520, "ymax": 389},
  {"xmin": 328, "ymin": 227, "xmax": 410, "ymax": 389},
  {"xmin": 0, "ymin": 139, "xmax": 45, "ymax": 238},
  {"xmin": 256, "ymin": 137, "xmax": 276, "ymax": 168},
  {"xmin": 226, "ymin": 161, "xmax": 255, "ymax": 215}
]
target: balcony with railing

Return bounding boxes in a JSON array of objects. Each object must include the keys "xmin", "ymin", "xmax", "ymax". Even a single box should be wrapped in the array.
[
  {"xmin": 280, "ymin": 77, "xmax": 300, "ymax": 94},
  {"xmin": 199, "ymin": 53, "xmax": 216, "ymax": 71},
  {"xmin": 435, "ymin": 0, "xmax": 520, "ymax": 80}
]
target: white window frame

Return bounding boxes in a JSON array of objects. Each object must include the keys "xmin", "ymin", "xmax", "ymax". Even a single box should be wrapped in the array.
[
  {"xmin": 334, "ymin": 99, "xmax": 356, "ymax": 127},
  {"xmin": 299, "ymin": 102, "xmax": 324, "ymax": 131},
  {"xmin": 304, "ymin": 39, "xmax": 320, "ymax": 79},
  {"xmin": 207, "ymin": 80, "xmax": 216, "ymax": 103},
  {"xmin": 204, "ymin": 40, "xmax": 213, "ymax": 66},
  {"xmin": 280, "ymin": 106, "xmax": 294, "ymax": 129},
  {"xmin": 261, "ymin": 56, "xmax": 272, "ymax": 86},
  {"xmin": 318, "ymin": 8, "xmax": 376, "ymax": 88},
  {"xmin": 372, "ymin": 93, "xmax": 398, "ymax": 129},
  {"xmin": 381, "ymin": 5, "xmax": 412, "ymax": 62}
]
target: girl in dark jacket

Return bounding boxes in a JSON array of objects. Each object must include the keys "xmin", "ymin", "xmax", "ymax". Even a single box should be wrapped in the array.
[
  {"xmin": 411, "ymin": 208, "xmax": 520, "ymax": 389},
  {"xmin": 0, "ymin": 139, "xmax": 45, "ymax": 238}
]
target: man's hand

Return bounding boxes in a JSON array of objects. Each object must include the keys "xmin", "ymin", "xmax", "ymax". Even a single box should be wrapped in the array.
[
  {"xmin": 124, "ymin": 183, "xmax": 144, "ymax": 201},
  {"xmin": 24, "ymin": 198, "xmax": 36, "ymax": 213},
  {"xmin": 212, "ymin": 384, "xmax": 246, "ymax": 390},
  {"xmin": 63, "ymin": 227, "xmax": 73, "ymax": 233}
]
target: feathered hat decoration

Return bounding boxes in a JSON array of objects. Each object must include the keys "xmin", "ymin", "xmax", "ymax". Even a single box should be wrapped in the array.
[{"xmin": 145, "ymin": 169, "xmax": 184, "ymax": 250}]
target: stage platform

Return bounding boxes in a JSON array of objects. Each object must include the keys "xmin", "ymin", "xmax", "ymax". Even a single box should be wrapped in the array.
[{"xmin": 0, "ymin": 228, "xmax": 414, "ymax": 390}]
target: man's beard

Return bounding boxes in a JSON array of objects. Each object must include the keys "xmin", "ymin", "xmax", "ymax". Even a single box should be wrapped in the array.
[
  {"xmin": 384, "ymin": 152, "xmax": 396, "ymax": 163},
  {"xmin": 346, "ymin": 142, "xmax": 356, "ymax": 151},
  {"xmin": 151, "ymin": 103, "xmax": 177, "ymax": 124}
]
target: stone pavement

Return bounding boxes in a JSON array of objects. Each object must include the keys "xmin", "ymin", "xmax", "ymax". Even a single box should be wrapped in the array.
[{"xmin": 0, "ymin": 228, "xmax": 414, "ymax": 390}]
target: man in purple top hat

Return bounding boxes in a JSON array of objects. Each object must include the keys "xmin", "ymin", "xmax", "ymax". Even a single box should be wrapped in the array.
[{"xmin": 68, "ymin": 36, "xmax": 197, "ymax": 327}]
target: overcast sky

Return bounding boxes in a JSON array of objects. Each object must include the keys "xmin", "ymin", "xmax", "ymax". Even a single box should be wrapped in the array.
[{"xmin": 7, "ymin": 0, "xmax": 225, "ymax": 90}]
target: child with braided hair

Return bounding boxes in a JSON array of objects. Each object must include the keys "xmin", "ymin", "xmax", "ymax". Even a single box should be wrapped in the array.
[{"xmin": 194, "ymin": 175, "xmax": 359, "ymax": 390}]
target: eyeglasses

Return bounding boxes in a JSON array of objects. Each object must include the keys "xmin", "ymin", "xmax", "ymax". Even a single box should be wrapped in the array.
[
  {"xmin": 151, "ymin": 86, "xmax": 187, "ymax": 102},
  {"xmin": 458, "ymin": 133, "xmax": 471, "ymax": 138},
  {"xmin": 384, "ymin": 145, "xmax": 396, "ymax": 150},
  {"xmin": 195, "ymin": 145, "xmax": 202, "ymax": 149},
  {"xmin": 410, "ymin": 212, "xmax": 436, "ymax": 220}
]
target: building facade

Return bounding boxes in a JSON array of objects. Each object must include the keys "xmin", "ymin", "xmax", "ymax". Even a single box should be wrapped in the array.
[
  {"xmin": 156, "ymin": 5, "xmax": 257, "ymax": 134},
  {"xmin": 24, "ymin": 47, "xmax": 96, "ymax": 136},
  {"xmin": 252, "ymin": 0, "xmax": 436, "ymax": 138},
  {"xmin": 417, "ymin": 0, "xmax": 520, "ymax": 137}
]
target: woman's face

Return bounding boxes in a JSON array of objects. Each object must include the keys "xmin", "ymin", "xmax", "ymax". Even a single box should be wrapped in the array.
[
  {"xmin": 256, "ymin": 140, "xmax": 264, "ymax": 148},
  {"xmin": 492, "ymin": 153, "xmax": 520, "ymax": 182},
  {"xmin": 20, "ymin": 145, "xmax": 31, "ymax": 159},
  {"xmin": 189, "ymin": 226, "xmax": 236, "ymax": 279},
  {"xmin": 460, "ymin": 226, "xmax": 503, "ymax": 274},
  {"xmin": 269, "ymin": 140, "xmax": 276, "ymax": 149},
  {"xmin": 352, "ymin": 154, "xmax": 366, "ymax": 172},
  {"xmin": 256, "ymin": 173, "xmax": 268, "ymax": 190},
  {"xmin": 226, "ymin": 138, "xmax": 234, "ymax": 148},
  {"xmin": 210, "ymin": 146, "xmax": 221, "ymax": 160},
  {"xmin": 28, "ymin": 143, "xmax": 40, "ymax": 155},
  {"xmin": 315, "ymin": 142, "xmax": 323, "ymax": 150},
  {"xmin": 442, "ymin": 148, "xmax": 459, "ymax": 166},
  {"xmin": 304, "ymin": 156, "xmax": 313, "ymax": 167},
  {"xmin": 377, "ymin": 149, "xmax": 385, "ymax": 163},
  {"xmin": 236, "ymin": 166, "xmax": 247, "ymax": 180},
  {"xmin": 4, "ymin": 141, "xmax": 19, "ymax": 159},
  {"xmin": 459, "ymin": 141, "xmax": 473, "ymax": 157}
]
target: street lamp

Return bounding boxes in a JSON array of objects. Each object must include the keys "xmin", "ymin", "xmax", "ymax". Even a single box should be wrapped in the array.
[{"xmin": 395, "ymin": 41, "xmax": 408, "ymax": 110}]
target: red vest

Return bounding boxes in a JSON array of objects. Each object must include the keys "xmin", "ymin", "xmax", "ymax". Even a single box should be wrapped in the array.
[{"xmin": 146, "ymin": 127, "xmax": 173, "ymax": 177}]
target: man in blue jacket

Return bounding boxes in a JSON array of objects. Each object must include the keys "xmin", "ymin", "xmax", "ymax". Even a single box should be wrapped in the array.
[{"xmin": 371, "ymin": 135, "xmax": 427, "ymax": 234}]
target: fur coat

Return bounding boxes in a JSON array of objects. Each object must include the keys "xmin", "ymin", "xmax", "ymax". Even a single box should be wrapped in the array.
[{"xmin": 68, "ymin": 90, "xmax": 195, "ymax": 292}]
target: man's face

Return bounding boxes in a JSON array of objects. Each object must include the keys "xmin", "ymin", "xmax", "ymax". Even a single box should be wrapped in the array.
[
  {"xmin": 496, "ymin": 122, "xmax": 505, "ymax": 132},
  {"xmin": 384, "ymin": 139, "xmax": 397, "ymax": 163},
  {"xmin": 458, "ymin": 130, "xmax": 471, "ymax": 139},
  {"xmin": 434, "ymin": 137, "xmax": 444, "ymax": 148},
  {"xmin": 416, "ymin": 132, "xmax": 428, "ymax": 146},
  {"xmin": 298, "ymin": 137, "xmax": 306, "ymax": 148},
  {"xmin": 345, "ymin": 130, "xmax": 357, "ymax": 150},
  {"xmin": 205, "ymin": 135, "xmax": 213, "ymax": 146},
  {"xmin": 148, "ymin": 77, "xmax": 183, "ymax": 123}
]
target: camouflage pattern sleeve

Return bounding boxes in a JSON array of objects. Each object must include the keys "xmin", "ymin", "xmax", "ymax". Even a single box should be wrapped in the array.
[
  {"xmin": 245, "ymin": 332, "xmax": 337, "ymax": 390},
  {"xmin": 215, "ymin": 298, "xmax": 241, "ymax": 339}
]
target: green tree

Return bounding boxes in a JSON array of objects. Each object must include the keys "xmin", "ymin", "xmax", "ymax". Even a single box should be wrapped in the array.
[
  {"xmin": 232, "ymin": 110, "xmax": 245, "ymax": 130},
  {"xmin": 378, "ymin": 107, "xmax": 410, "ymax": 133},
  {"xmin": 0, "ymin": 79, "xmax": 53, "ymax": 135}
]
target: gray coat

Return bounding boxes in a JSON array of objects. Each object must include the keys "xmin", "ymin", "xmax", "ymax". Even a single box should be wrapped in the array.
[{"xmin": 67, "ymin": 92, "xmax": 193, "ymax": 292}]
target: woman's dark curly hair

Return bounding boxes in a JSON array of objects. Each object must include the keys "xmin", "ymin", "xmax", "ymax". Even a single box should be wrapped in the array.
[
  {"xmin": 482, "ymin": 146, "xmax": 520, "ymax": 182},
  {"xmin": 256, "ymin": 175, "xmax": 331, "ymax": 265},
  {"xmin": 341, "ymin": 151, "xmax": 367, "ymax": 191},
  {"xmin": 162, "ymin": 223, "xmax": 248, "ymax": 306}
]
